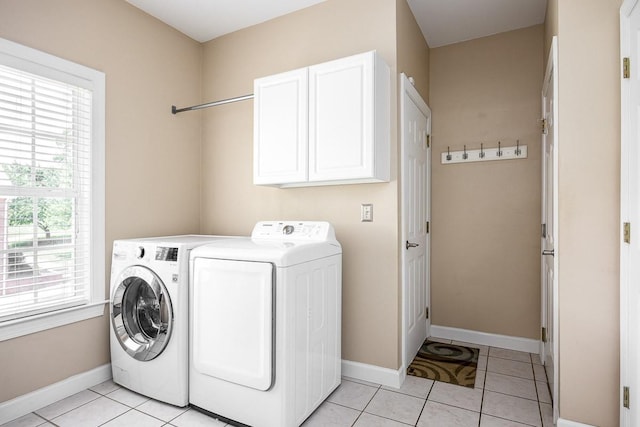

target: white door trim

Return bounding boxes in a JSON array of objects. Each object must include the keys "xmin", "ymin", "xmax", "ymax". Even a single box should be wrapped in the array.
[
  {"xmin": 541, "ymin": 35, "xmax": 559, "ymax": 423},
  {"xmin": 400, "ymin": 73, "xmax": 431, "ymax": 374},
  {"xmin": 620, "ymin": 1, "xmax": 639, "ymax": 425}
]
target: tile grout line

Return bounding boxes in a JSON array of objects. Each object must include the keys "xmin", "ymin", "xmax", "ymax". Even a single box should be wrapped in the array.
[
  {"xmin": 96, "ymin": 407, "xmax": 134, "ymax": 427},
  {"xmin": 476, "ymin": 349, "xmax": 487, "ymax": 427},
  {"xmin": 326, "ymin": 383, "xmax": 382, "ymax": 425},
  {"xmin": 357, "ymin": 383, "xmax": 384, "ymax": 422},
  {"xmin": 31, "ymin": 412, "xmax": 49, "ymax": 426},
  {"xmin": 355, "ymin": 410, "xmax": 415, "ymax": 427},
  {"xmin": 533, "ymin": 370, "xmax": 546, "ymax": 427},
  {"xmin": 348, "ymin": 387, "xmax": 375, "ymax": 427},
  {"xmin": 101, "ymin": 392, "xmax": 149, "ymax": 410},
  {"xmin": 486, "ymin": 350, "xmax": 542, "ymax": 427},
  {"xmin": 482, "ymin": 412, "xmax": 540, "ymax": 427},
  {"xmin": 478, "ymin": 370, "xmax": 485, "ymax": 427},
  {"xmin": 349, "ymin": 409, "xmax": 364, "ymax": 427},
  {"xmin": 97, "ymin": 390, "xmax": 184, "ymax": 425},
  {"xmin": 412, "ymin": 397, "xmax": 428, "ymax": 427},
  {"xmin": 411, "ymin": 379, "xmax": 435, "ymax": 426},
  {"xmin": 38, "ymin": 391, "xmax": 102, "ymax": 423},
  {"xmin": 484, "ymin": 388, "xmax": 541, "ymax": 403},
  {"xmin": 485, "ymin": 359, "xmax": 542, "ymax": 382}
]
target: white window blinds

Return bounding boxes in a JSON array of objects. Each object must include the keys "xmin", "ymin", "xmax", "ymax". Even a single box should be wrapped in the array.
[{"xmin": 0, "ymin": 63, "xmax": 93, "ymax": 321}]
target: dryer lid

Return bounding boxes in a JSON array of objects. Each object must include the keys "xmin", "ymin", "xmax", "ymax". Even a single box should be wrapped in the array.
[{"xmin": 190, "ymin": 221, "xmax": 341, "ymax": 267}]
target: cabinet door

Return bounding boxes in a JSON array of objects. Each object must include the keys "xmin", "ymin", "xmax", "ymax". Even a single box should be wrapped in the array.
[
  {"xmin": 308, "ymin": 52, "xmax": 375, "ymax": 182},
  {"xmin": 254, "ymin": 68, "xmax": 308, "ymax": 185}
]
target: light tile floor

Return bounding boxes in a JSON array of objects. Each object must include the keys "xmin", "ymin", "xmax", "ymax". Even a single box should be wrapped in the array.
[{"xmin": 1, "ymin": 340, "xmax": 553, "ymax": 427}]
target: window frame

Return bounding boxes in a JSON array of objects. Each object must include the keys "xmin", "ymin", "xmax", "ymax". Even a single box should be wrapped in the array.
[{"xmin": 0, "ymin": 38, "xmax": 105, "ymax": 341}]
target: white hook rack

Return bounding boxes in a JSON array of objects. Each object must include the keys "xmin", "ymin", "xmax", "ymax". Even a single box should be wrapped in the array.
[{"xmin": 441, "ymin": 142, "xmax": 527, "ymax": 165}]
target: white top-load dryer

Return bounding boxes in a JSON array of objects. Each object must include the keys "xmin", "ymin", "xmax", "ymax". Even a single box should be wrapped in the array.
[
  {"xmin": 189, "ymin": 221, "xmax": 342, "ymax": 427},
  {"xmin": 109, "ymin": 235, "xmax": 232, "ymax": 407}
]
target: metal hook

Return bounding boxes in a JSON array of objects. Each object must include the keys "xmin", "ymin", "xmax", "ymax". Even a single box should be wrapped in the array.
[
  {"xmin": 479, "ymin": 143, "xmax": 485, "ymax": 159},
  {"xmin": 515, "ymin": 139, "xmax": 521, "ymax": 156},
  {"xmin": 497, "ymin": 141, "xmax": 503, "ymax": 157},
  {"xmin": 446, "ymin": 146, "xmax": 452, "ymax": 161},
  {"xmin": 462, "ymin": 145, "xmax": 468, "ymax": 160}
]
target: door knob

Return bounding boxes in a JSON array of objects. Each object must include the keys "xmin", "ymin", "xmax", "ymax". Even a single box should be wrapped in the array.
[
  {"xmin": 542, "ymin": 249, "xmax": 555, "ymax": 256},
  {"xmin": 406, "ymin": 241, "xmax": 420, "ymax": 250}
]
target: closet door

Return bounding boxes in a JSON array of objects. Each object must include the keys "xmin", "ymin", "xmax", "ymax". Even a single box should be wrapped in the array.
[
  {"xmin": 308, "ymin": 52, "xmax": 375, "ymax": 182},
  {"xmin": 254, "ymin": 68, "xmax": 308, "ymax": 185}
]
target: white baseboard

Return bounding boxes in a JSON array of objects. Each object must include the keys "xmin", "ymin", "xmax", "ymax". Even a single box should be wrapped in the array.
[
  {"xmin": 341, "ymin": 359, "xmax": 404, "ymax": 389},
  {"xmin": 341, "ymin": 326, "xmax": 540, "ymax": 389},
  {"xmin": 0, "ymin": 363, "xmax": 112, "ymax": 425},
  {"xmin": 430, "ymin": 325, "xmax": 540, "ymax": 354},
  {"xmin": 557, "ymin": 418, "xmax": 595, "ymax": 427}
]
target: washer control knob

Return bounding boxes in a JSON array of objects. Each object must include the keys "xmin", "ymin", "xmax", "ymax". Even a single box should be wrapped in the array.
[
  {"xmin": 135, "ymin": 246, "xmax": 145, "ymax": 259},
  {"xmin": 283, "ymin": 225, "xmax": 294, "ymax": 235}
]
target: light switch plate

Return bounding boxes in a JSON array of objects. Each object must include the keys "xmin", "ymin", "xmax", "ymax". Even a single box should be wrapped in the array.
[{"xmin": 361, "ymin": 204, "xmax": 373, "ymax": 222}]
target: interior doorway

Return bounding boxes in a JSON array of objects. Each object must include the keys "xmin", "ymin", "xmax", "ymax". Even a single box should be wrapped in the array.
[{"xmin": 400, "ymin": 73, "xmax": 432, "ymax": 371}]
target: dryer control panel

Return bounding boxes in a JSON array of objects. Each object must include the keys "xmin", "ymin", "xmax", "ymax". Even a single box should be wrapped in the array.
[{"xmin": 251, "ymin": 221, "xmax": 336, "ymax": 241}]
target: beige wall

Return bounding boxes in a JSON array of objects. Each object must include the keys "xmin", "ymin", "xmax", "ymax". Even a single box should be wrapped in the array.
[
  {"xmin": 199, "ymin": 0, "xmax": 404, "ymax": 369},
  {"xmin": 0, "ymin": 0, "xmax": 202, "ymax": 401},
  {"xmin": 396, "ymin": 0, "xmax": 430, "ymax": 102},
  {"xmin": 429, "ymin": 26, "xmax": 544, "ymax": 339},
  {"xmin": 555, "ymin": 0, "xmax": 622, "ymax": 425},
  {"xmin": 544, "ymin": 0, "xmax": 558, "ymax": 59}
]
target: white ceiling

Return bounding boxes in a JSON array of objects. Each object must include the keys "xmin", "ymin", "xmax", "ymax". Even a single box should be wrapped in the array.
[
  {"xmin": 126, "ymin": 0, "xmax": 327, "ymax": 43},
  {"xmin": 126, "ymin": 0, "xmax": 547, "ymax": 47},
  {"xmin": 407, "ymin": 0, "xmax": 547, "ymax": 48}
]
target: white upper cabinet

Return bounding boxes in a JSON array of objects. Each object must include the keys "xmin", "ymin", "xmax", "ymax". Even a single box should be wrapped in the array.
[
  {"xmin": 253, "ymin": 68, "xmax": 308, "ymax": 185},
  {"xmin": 308, "ymin": 51, "xmax": 390, "ymax": 184},
  {"xmin": 254, "ymin": 51, "xmax": 390, "ymax": 187}
]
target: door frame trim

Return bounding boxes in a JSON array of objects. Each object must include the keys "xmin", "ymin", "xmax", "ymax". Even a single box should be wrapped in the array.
[
  {"xmin": 620, "ymin": 1, "xmax": 638, "ymax": 425},
  {"xmin": 400, "ymin": 73, "xmax": 431, "ymax": 374},
  {"xmin": 541, "ymin": 35, "xmax": 559, "ymax": 422}
]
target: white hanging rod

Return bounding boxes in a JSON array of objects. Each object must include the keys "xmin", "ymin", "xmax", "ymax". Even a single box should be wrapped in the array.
[{"xmin": 171, "ymin": 93, "xmax": 254, "ymax": 114}]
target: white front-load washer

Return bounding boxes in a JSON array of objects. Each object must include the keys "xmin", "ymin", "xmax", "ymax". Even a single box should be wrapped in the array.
[
  {"xmin": 189, "ymin": 221, "xmax": 342, "ymax": 427},
  {"xmin": 109, "ymin": 235, "xmax": 231, "ymax": 407}
]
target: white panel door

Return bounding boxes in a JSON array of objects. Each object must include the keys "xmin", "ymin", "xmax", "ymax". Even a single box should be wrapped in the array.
[
  {"xmin": 254, "ymin": 68, "xmax": 308, "ymax": 185},
  {"xmin": 191, "ymin": 258, "xmax": 273, "ymax": 391},
  {"xmin": 401, "ymin": 74, "xmax": 431, "ymax": 369},
  {"xmin": 621, "ymin": 1, "xmax": 640, "ymax": 425},
  {"xmin": 308, "ymin": 52, "xmax": 374, "ymax": 181},
  {"xmin": 541, "ymin": 37, "xmax": 558, "ymax": 422}
]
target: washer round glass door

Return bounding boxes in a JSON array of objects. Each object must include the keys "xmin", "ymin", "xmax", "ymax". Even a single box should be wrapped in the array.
[{"xmin": 111, "ymin": 265, "xmax": 173, "ymax": 361}]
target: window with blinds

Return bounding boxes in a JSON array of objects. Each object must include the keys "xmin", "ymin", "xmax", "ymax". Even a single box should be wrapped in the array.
[{"xmin": 0, "ymin": 39, "xmax": 103, "ymax": 326}]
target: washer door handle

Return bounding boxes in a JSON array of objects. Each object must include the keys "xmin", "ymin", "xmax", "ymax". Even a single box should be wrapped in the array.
[{"xmin": 159, "ymin": 293, "xmax": 169, "ymax": 327}]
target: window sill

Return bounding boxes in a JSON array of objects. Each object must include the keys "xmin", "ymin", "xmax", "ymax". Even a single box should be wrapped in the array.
[{"xmin": 0, "ymin": 300, "xmax": 108, "ymax": 342}]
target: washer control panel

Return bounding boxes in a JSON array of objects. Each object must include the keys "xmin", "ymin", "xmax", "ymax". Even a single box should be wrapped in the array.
[
  {"xmin": 155, "ymin": 246, "xmax": 179, "ymax": 262},
  {"xmin": 251, "ymin": 221, "xmax": 336, "ymax": 241}
]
